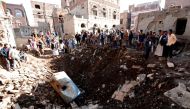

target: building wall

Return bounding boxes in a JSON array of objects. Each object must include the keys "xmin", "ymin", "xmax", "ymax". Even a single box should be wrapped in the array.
[
  {"xmin": 129, "ymin": 1, "xmax": 161, "ymax": 30},
  {"xmin": 70, "ymin": 0, "xmax": 88, "ymax": 18},
  {"xmin": 0, "ymin": 1, "xmax": 16, "ymax": 46},
  {"xmin": 65, "ymin": 0, "xmax": 120, "ymax": 33},
  {"xmin": 165, "ymin": 0, "xmax": 190, "ymax": 9},
  {"xmin": 120, "ymin": 12, "xmax": 130, "ymax": 30},
  {"xmin": 5, "ymin": 3, "xmax": 28, "ymax": 28},
  {"xmin": 31, "ymin": 1, "xmax": 57, "ymax": 33},
  {"xmin": 137, "ymin": 7, "xmax": 190, "ymax": 40}
]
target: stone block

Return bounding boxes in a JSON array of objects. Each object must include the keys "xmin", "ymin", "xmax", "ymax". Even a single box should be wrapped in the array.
[{"xmin": 50, "ymin": 71, "xmax": 81, "ymax": 103}]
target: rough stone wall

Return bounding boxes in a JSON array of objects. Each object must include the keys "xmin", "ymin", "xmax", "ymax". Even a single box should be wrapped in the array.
[
  {"xmin": 70, "ymin": 0, "xmax": 88, "ymax": 19},
  {"xmin": 137, "ymin": 7, "xmax": 190, "ymax": 40},
  {"xmin": 120, "ymin": 12, "xmax": 129, "ymax": 30},
  {"xmin": 31, "ymin": 1, "xmax": 60, "ymax": 33},
  {"xmin": 165, "ymin": 0, "xmax": 190, "ymax": 9},
  {"xmin": 0, "ymin": 2, "xmax": 16, "ymax": 46}
]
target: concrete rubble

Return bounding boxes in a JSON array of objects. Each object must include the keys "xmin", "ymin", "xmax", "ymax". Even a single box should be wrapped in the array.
[{"xmin": 164, "ymin": 83, "xmax": 190, "ymax": 108}]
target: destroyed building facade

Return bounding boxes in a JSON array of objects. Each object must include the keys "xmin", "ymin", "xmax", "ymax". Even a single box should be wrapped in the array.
[
  {"xmin": 137, "ymin": 6, "xmax": 190, "ymax": 40},
  {"xmin": 120, "ymin": 11, "xmax": 131, "ymax": 30},
  {"xmin": 0, "ymin": 1, "xmax": 16, "ymax": 46},
  {"xmin": 164, "ymin": 0, "xmax": 190, "ymax": 9},
  {"xmin": 129, "ymin": 1, "xmax": 161, "ymax": 30}
]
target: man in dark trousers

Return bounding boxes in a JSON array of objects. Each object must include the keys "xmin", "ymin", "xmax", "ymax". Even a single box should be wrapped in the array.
[
  {"xmin": 0, "ymin": 44, "xmax": 11, "ymax": 71},
  {"xmin": 144, "ymin": 35, "xmax": 152, "ymax": 60}
]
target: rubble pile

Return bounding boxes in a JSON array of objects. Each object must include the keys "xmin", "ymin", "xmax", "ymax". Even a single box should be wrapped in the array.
[
  {"xmin": 0, "ymin": 54, "xmax": 68, "ymax": 109},
  {"xmin": 51, "ymin": 46, "xmax": 190, "ymax": 109}
]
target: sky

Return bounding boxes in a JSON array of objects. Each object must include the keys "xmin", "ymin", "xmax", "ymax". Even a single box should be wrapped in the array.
[{"xmin": 120, "ymin": 0, "xmax": 159, "ymax": 12}]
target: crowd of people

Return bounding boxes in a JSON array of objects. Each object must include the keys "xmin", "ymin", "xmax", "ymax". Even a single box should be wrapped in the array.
[
  {"xmin": 74, "ymin": 28, "xmax": 177, "ymax": 60},
  {"xmin": 0, "ymin": 28, "xmax": 177, "ymax": 71},
  {"xmin": 27, "ymin": 28, "xmax": 177, "ymax": 61}
]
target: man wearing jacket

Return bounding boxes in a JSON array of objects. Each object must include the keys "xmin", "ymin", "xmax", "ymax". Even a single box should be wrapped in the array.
[
  {"xmin": 0, "ymin": 44, "xmax": 11, "ymax": 71},
  {"xmin": 166, "ymin": 29, "xmax": 177, "ymax": 59}
]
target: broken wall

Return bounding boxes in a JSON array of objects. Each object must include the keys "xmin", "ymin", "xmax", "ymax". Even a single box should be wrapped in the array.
[{"xmin": 137, "ymin": 7, "xmax": 190, "ymax": 40}]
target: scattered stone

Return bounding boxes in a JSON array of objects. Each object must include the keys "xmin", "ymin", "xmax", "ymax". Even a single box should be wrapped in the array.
[
  {"xmin": 132, "ymin": 65, "xmax": 141, "ymax": 69},
  {"xmin": 178, "ymin": 68, "xmax": 185, "ymax": 72},
  {"xmin": 5, "ymin": 84, "xmax": 14, "ymax": 92},
  {"xmin": 147, "ymin": 64, "xmax": 156, "ymax": 68},
  {"xmin": 120, "ymin": 65, "xmax": 128, "ymax": 70},
  {"xmin": 102, "ymin": 84, "xmax": 105, "ymax": 88},
  {"xmin": 71, "ymin": 57, "xmax": 75, "ymax": 61},
  {"xmin": 158, "ymin": 82, "xmax": 165, "ymax": 89},
  {"xmin": 167, "ymin": 62, "xmax": 175, "ymax": 68},
  {"xmin": 50, "ymin": 71, "xmax": 81, "ymax": 103},
  {"xmin": 147, "ymin": 73, "xmax": 154, "ymax": 80},
  {"xmin": 164, "ymin": 83, "xmax": 190, "ymax": 108},
  {"xmin": 71, "ymin": 102, "xmax": 79, "ymax": 108},
  {"xmin": 99, "ymin": 56, "xmax": 102, "ymax": 60},
  {"xmin": 136, "ymin": 74, "xmax": 146, "ymax": 83},
  {"xmin": 128, "ymin": 91, "xmax": 135, "ymax": 98},
  {"xmin": 112, "ymin": 81, "xmax": 138, "ymax": 102},
  {"xmin": 112, "ymin": 91, "xmax": 125, "ymax": 102},
  {"xmin": 14, "ymin": 103, "xmax": 21, "ymax": 109}
]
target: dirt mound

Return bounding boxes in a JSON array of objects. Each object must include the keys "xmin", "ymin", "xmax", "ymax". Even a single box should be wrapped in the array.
[{"xmin": 50, "ymin": 47, "xmax": 184, "ymax": 109}]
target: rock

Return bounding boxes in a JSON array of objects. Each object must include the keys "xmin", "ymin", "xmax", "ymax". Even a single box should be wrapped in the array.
[
  {"xmin": 71, "ymin": 57, "xmax": 75, "ymax": 61},
  {"xmin": 128, "ymin": 91, "xmax": 135, "ymax": 98},
  {"xmin": 7, "ymin": 90, "xmax": 20, "ymax": 94},
  {"xmin": 111, "ymin": 91, "xmax": 125, "ymax": 102},
  {"xmin": 158, "ymin": 82, "xmax": 165, "ymax": 89},
  {"xmin": 50, "ymin": 71, "xmax": 81, "ymax": 103},
  {"xmin": 102, "ymin": 84, "xmax": 105, "ymax": 88},
  {"xmin": 71, "ymin": 102, "xmax": 79, "ymax": 108},
  {"xmin": 41, "ymin": 100, "xmax": 47, "ymax": 105},
  {"xmin": 99, "ymin": 56, "xmax": 102, "ymax": 60},
  {"xmin": 0, "ymin": 78, "xmax": 9, "ymax": 85},
  {"xmin": 147, "ymin": 73, "xmax": 154, "ymax": 80},
  {"xmin": 87, "ymin": 104, "xmax": 99, "ymax": 109},
  {"xmin": 112, "ymin": 81, "xmax": 138, "ymax": 102},
  {"xmin": 167, "ymin": 62, "xmax": 175, "ymax": 68},
  {"xmin": 164, "ymin": 83, "xmax": 190, "ymax": 108},
  {"xmin": 14, "ymin": 103, "xmax": 21, "ymax": 109},
  {"xmin": 0, "ymin": 96, "xmax": 11, "ymax": 109},
  {"xmin": 28, "ymin": 105, "xmax": 35, "ymax": 109},
  {"xmin": 5, "ymin": 84, "xmax": 14, "ymax": 92},
  {"xmin": 120, "ymin": 65, "xmax": 128, "ymax": 70},
  {"xmin": 147, "ymin": 64, "xmax": 156, "ymax": 68},
  {"xmin": 132, "ymin": 65, "xmax": 141, "ymax": 69},
  {"xmin": 178, "ymin": 68, "xmax": 185, "ymax": 72},
  {"xmin": 136, "ymin": 74, "xmax": 146, "ymax": 83}
]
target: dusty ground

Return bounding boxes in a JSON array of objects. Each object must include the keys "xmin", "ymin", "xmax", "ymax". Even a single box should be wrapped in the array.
[{"xmin": 0, "ymin": 46, "xmax": 190, "ymax": 109}]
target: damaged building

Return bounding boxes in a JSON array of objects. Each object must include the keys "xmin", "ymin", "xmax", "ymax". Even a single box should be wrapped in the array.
[
  {"xmin": 0, "ymin": 1, "xmax": 16, "ymax": 46},
  {"xmin": 137, "ymin": 6, "xmax": 190, "ymax": 40}
]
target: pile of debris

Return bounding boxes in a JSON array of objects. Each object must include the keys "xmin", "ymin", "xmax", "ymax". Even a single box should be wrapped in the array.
[
  {"xmin": 50, "ymin": 46, "xmax": 190, "ymax": 109},
  {"xmin": 0, "ymin": 54, "xmax": 69, "ymax": 109}
]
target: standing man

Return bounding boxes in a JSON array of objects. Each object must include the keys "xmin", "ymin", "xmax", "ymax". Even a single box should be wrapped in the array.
[
  {"xmin": 154, "ymin": 30, "xmax": 167, "ymax": 57},
  {"xmin": 166, "ymin": 29, "xmax": 177, "ymax": 59},
  {"xmin": 0, "ymin": 44, "xmax": 11, "ymax": 71},
  {"xmin": 138, "ymin": 30, "xmax": 145, "ymax": 50}
]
